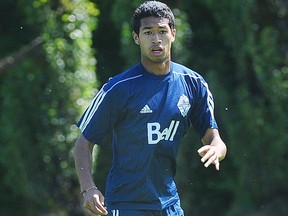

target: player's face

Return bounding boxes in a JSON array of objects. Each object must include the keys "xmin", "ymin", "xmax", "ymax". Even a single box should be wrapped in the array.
[{"xmin": 133, "ymin": 16, "xmax": 176, "ymax": 64}]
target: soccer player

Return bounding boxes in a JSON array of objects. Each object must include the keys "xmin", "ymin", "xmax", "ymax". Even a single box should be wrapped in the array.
[{"xmin": 74, "ymin": 1, "xmax": 227, "ymax": 215}]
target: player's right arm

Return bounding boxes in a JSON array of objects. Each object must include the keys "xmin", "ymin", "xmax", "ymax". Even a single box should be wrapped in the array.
[{"xmin": 74, "ymin": 134, "xmax": 108, "ymax": 215}]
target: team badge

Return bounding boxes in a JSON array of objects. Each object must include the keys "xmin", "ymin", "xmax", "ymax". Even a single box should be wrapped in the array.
[{"xmin": 177, "ymin": 94, "xmax": 191, "ymax": 117}]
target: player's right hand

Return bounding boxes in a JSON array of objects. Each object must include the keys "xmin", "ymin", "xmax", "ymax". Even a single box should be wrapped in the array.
[{"xmin": 83, "ymin": 188, "xmax": 108, "ymax": 215}]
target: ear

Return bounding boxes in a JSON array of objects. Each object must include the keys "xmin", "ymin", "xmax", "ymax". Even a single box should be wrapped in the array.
[
  {"xmin": 171, "ymin": 28, "xmax": 176, "ymax": 43},
  {"xmin": 132, "ymin": 31, "xmax": 139, "ymax": 45}
]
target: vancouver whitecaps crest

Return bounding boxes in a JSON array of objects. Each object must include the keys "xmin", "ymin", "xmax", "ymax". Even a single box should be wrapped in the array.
[{"xmin": 177, "ymin": 94, "xmax": 191, "ymax": 117}]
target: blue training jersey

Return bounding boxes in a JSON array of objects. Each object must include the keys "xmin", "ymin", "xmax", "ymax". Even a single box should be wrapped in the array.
[{"xmin": 77, "ymin": 62, "xmax": 218, "ymax": 210}]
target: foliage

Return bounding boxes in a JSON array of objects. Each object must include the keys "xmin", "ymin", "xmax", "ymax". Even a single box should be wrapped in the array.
[
  {"xmin": 180, "ymin": 0, "xmax": 288, "ymax": 215},
  {"xmin": 0, "ymin": 0, "xmax": 98, "ymax": 215}
]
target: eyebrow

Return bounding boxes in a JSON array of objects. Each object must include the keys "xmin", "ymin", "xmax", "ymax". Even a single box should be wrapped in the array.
[{"xmin": 142, "ymin": 26, "xmax": 168, "ymax": 30}]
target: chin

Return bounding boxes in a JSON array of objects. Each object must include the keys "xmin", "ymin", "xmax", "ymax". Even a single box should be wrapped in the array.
[{"xmin": 150, "ymin": 56, "xmax": 168, "ymax": 63}]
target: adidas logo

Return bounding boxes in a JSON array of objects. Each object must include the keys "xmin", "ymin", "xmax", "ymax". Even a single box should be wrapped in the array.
[{"xmin": 140, "ymin": 105, "xmax": 153, "ymax": 114}]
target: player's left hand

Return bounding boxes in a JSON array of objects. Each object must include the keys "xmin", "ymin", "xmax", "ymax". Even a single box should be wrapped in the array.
[{"xmin": 198, "ymin": 145, "xmax": 221, "ymax": 170}]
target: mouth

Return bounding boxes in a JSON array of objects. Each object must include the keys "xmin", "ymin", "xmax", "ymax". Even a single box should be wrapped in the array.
[{"xmin": 151, "ymin": 46, "xmax": 164, "ymax": 56}]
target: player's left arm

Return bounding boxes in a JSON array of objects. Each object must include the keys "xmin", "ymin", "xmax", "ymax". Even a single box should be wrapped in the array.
[{"xmin": 198, "ymin": 128, "xmax": 227, "ymax": 170}]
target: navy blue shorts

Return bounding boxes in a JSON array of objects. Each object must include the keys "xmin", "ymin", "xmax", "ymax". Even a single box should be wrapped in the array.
[{"xmin": 108, "ymin": 201, "xmax": 184, "ymax": 216}]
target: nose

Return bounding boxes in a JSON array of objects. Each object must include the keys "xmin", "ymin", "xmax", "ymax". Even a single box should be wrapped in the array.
[{"xmin": 152, "ymin": 34, "xmax": 162, "ymax": 44}]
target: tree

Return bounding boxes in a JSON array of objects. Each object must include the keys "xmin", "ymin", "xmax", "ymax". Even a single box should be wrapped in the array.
[
  {"xmin": 0, "ymin": 0, "xmax": 98, "ymax": 215},
  {"xmin": 181, "ymin": 0, "xmax": 288, "ymax": 215}
]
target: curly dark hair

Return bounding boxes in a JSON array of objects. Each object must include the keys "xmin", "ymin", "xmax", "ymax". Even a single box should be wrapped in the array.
[{"xmin": 132, "ymin": 1, "xmax": 175, "ymax": 35}]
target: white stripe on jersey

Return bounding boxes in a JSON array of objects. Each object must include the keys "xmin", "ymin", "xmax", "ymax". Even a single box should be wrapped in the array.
[
  {"xmin": 203, "ymin": 82, "xmax": 215, "ymax": 119},
  {"xmin": 79, "ymin": 74, "xmax": 143, "ymax": 132},
  {"xmin": 105, "ymin": 75, "xmax": 143, "ymax": 93},
  {"xmin": 79, "ymin": 89, "xmax": 106, "ymax": 131}
]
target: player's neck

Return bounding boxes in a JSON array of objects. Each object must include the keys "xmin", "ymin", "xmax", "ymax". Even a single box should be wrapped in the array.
[{"xmin": 141, "ymin": 58, "xmax": 171, "ymax": 76}]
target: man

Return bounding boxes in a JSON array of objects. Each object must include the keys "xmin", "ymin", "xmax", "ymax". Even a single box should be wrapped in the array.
[{"xmin": 74, "ymin": 1, "xmax": 227, "ymax": 216}]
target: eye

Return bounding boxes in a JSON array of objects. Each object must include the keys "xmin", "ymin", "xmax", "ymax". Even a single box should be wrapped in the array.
[
  {"xmin": 144, "ymin": 31, "xmax": 152, "ymax": 35},
  {"xmin": 160, "ymin": 30, "xmax": 168, "ymax": 34}
]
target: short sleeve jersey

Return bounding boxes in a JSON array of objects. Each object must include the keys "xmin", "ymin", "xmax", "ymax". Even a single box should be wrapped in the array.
[{"xmin": 77, "ymin": 62, "xmax": 218, "ymax": 210}]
